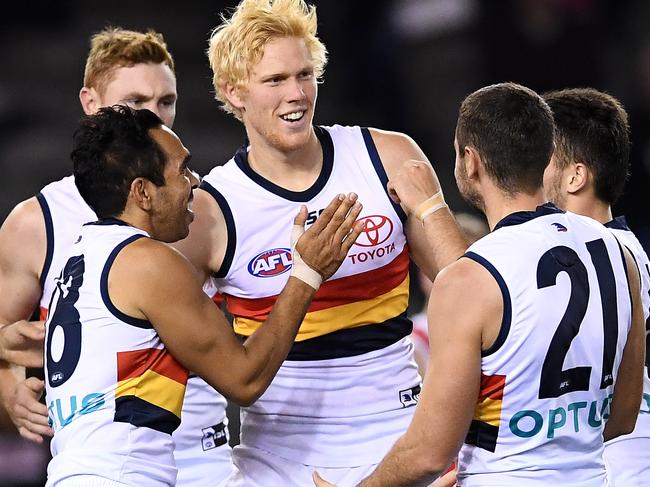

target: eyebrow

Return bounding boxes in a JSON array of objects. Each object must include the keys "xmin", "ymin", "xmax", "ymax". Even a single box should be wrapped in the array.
[{"xmin": 181, "ymin": 154, "xmax": 192, "ymax": 169}]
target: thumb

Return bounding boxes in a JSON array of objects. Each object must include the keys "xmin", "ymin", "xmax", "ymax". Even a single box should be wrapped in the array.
[
  {"xmin": 294, "ymin": 205, "xmax": 308, "ymax": 226},
  {"xmin": 386, "ymin": 181, "xmax": 401, "ymax": 205}
]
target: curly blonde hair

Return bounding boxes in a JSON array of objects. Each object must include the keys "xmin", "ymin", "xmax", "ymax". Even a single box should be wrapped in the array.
[
  {"xmin": 207, "ymin": 0, "xmax": 328, "ymax": 120},
  {"xmin": 83, "ymin": 27, "xmax": 175, "ymax": 95}
]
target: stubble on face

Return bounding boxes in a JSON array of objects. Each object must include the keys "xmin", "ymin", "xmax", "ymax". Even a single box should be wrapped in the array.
[{"xmin": 542, "ymin": 160, "xmax": 567, "ymax": 208}]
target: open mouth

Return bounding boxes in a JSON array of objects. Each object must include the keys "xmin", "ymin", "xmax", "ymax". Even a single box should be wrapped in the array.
[{"xmin": 280, "ymin": 110, "xmax": 305, "ymax": 122}]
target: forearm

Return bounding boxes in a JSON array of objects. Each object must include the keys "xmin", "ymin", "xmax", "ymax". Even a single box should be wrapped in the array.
[
  {"xmin": 413, "ymin": 209, "xmax": 469, "ymax": 280},
  {"xmin": 357, "ymin": 435, "xmax": 442, "ymax": 487},
  {"xmin": 236, "ymin": 277, "xmax": 316, "ymax": 402}
]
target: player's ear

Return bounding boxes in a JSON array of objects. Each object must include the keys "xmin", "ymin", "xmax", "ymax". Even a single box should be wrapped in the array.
[
  {"xmin": 222, "ymin": 81, "xmax": 245, "ymax": 110},
  {"xmin": 464, "ymin": 145, "xmax": 481, "ymax": 181},
  {"xmin": 130, "ymin": 177, "xmax": 154, "ymax": 211},
  {"xmin": 79, "ymin": 87, "xmax": 100, "ymax": 115},
  {"xmin": 566, "ymin": 162, "xmax": 588, "ymax": 194}
]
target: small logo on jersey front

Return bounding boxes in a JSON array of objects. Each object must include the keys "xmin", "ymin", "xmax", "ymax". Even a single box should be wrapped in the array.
[
  {"xmin": 399, "ymin": 384, "xmax": 421, "ymax": 408},
  {"xmin": 354, "ymin": 215, "xmax": 394, "ymax": 247},
  {"xmin": 551, "ymin": 222, "xmax": 568, "ymax": 232},
  {"xmin": 248, "ymin": 248, "xmax": 292, "ymax": 277},
  {"xmin": 201, "ymin": 422, "xmax": 228, "ymax": 450},
  {"xmin": 50, "ymin": 372, "xmax": 64, "ymax": 385}
]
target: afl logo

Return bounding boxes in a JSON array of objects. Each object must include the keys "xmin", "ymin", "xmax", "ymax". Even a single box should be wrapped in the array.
[
  {"xmin": 354, "ymin": 215, "xmax": 394, "ymax": 247},
  {"xmin": 248, "ymin": 248, "xmax": 293, "ymax": 278}
]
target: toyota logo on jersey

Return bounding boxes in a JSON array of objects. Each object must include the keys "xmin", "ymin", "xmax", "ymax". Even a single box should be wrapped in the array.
[
  {"xmin": 248, "ymin": 248, "xmax": 293, "ymax": 277},
  {"xmin": 354, "ymin": 215, "xmax": 394, "ymax": 247}
]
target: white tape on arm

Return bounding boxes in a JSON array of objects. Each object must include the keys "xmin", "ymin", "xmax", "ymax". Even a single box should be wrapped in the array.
[
  {"xmin": 414, "ymin": 192, "xmax": 447, "ymax": 222},
  {"xmin": 290, "ymin": 224, "xmax": 323, "ymax": 290}
]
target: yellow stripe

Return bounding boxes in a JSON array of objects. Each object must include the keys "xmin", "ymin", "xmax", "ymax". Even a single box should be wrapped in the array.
[
  {"xmin": 473, "ymin": 396, "xmax": 502, "ymax": 427},
  {"xmin": 234, "ymin": 276, "xmax": 409, "ymax": 341},
  {"xmin": 115, "ymin": 369, "xmax": 185, "ymax": 417}
]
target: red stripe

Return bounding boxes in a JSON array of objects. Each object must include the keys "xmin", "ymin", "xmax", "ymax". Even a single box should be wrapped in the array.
[
  {"xmin": 226, "ymin": 246, "xmax": 409, "ymax": 320},
  {"xmin": 479, "ymin": 373, "xmax": 506, "ymax": 401},
  {"xmin": 117, "ymin": 348, "xmax": 188, "ymax": 385},
  {"xmin": 40, "ymin": 307, "xmax": 48, "ymax": 321}
]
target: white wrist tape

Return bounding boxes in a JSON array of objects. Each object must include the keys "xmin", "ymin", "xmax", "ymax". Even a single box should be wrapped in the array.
[
  {"xmin": 414, "ymin": 192, "xmax": 447, "ymax": 222},
  {"xmin": 290, "ymin": 224, "xmax": 323, "ymax": 290}
]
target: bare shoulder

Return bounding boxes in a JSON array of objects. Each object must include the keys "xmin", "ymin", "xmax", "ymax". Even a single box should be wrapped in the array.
[
  {"xmin": 433, "ymin": 257, "xmax": 497, "ymax": 297},
  {"xmin": 367, "ymin": 127, "xmax": 428, "ymax": 174},
  {"xmin": 172, "ymin": 187, "xmax": 227, "ymax": 278},
  {"xmin": 0, "ymin": 196, "xmax": 46, "ymax": 272},
  {"xmin": 0, "ymin": 197, "xmax": 45, "ymax": 241}
]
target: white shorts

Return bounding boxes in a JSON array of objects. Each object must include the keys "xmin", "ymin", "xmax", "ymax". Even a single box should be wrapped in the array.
[
  {"xmin": 46, "ymin": 476, "xmax": 130, "ymax": 487},
  {"xmin": 604, "ymin": 434, "xmax": 650, "ymax": 486},
  {"xmin": 224, "ymin": 445, "xmax": 377, "ymax": 487}
]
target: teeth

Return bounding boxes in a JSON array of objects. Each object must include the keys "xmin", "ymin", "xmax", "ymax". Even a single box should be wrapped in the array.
[{"xmin": 282, "ymin": 111, "xmax": 304, "ymax": 121}]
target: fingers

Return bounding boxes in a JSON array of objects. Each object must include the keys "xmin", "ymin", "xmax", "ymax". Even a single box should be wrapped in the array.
[
  {"xmin": 320, "ymin": 193, "xmax": 359, "ymax": 238},
  {"xmin": 293, "ymin": 205, "xmax": 308, "ymax": 227},
  {"xmin": 386, "ymin": 181, "xmax": 401, "ymax": 204},
  {"xmin": 24, "ymin": 377, "xmax": 45, "ymax": 397},
  {"xmin": 4, "ymin": 350, "xmax": 44, "ymax": 368},
  {"xmin": 332, "ymin": 200, "xmax": 363, "ymax": 245},
  {"xmin": 12, "ymin": 379, "xmax": 53, "ymax": 443},
  {"xmin": 19, "ymin": 320, "xmax": 46, "ymax": 341},
  {"xmin": 307, "ymin": 193, "xmax": 346, "ymax": 234},
  {"xmin": 340, "ymin": 218, "xmax": 366, "ymax": 256}
]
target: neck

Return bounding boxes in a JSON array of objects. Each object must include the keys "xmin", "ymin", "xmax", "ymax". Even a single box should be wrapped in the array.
[
  {"xmin": 483, "ymin": 189, "xmax": 546, "ymax": 231},
  {"xmin": 246, "ymin": 128, "xmax": 323, "ymax": 191},
  {"xmin": 564, "ymin": 194, "xmax": 612, "ymax": 224}
]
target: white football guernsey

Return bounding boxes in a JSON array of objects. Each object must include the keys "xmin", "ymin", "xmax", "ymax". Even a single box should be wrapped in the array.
[
  {"xmin": 457, "ymin": 205, "xmax": 632, "ymax": 486},
  {"xmin": 603, "ymin": 216, "xmax": 650, "ymax": 486},
  {"xmin": 38, "ymin": 176, "xmax": 232, "ymax": 486},
  {"xmin": 201, "ymin": 125, "xmax": 421, "ymax": 467},
  {"xmin": 44, "ymin": 220, "xmax": 188, "ymax": 485}
]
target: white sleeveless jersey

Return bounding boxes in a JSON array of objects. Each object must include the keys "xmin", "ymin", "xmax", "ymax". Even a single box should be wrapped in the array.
[
  {"xmin": 202, "ymin": 125, "xmax": 421, "ymax": 466},
  {"xmin": 38, "ymin": 176, "xmax": 231, "ymax": 485},
  {"xmin": 456, "ymin": 205, "xmax": 633, "ymax": 487},
  {"xmin": 44, "ymin": 221, "xmax": 188, "ymax": 485},
  {"xmin": 604, "ymin": 218, "xmax": 650, "ymax": 462},
  {"xmin": 37, "ymin": 176, "xmax": 96, "ymax": 320}
]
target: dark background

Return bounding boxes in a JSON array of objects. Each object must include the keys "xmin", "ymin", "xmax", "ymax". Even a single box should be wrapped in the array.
[{"xmin": 0, "ymin": 0, "xmax": 648, "ymax": 484}]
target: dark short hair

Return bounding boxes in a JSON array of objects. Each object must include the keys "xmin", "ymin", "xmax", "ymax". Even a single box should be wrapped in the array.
[
  {"xmin": 456, "ymin": 82, "xmax": 555, "ymax": 195},
  {"xmin": 543, "ymin": 87, "xmax": 630, "ymax": 205},
  {"xmin": 72, "ymin": 105, "xmax": 166, "ymax": 218}
]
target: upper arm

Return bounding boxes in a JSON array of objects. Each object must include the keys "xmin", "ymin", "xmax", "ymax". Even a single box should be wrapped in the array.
[
  {"xmin": 0, "ymin": 198, "xmax": 46, "ymax": 325},
  {"xmin": 402, "ymin": 258, "xmax": 501, "ymax": 465},
  {"xmin": 171, "ymin": 187, "xmax": 228, "ymax": 282},
  {"xmin": 109, "ymin": 240, "xmax": 245, "ymax": 398},
  {"xmin": 369, "ymin": 128, "xmax": 468, "ymax": 279},
  {"xmin": 606, "ymin": 246, "xmax": 646, "ymax": 438}
]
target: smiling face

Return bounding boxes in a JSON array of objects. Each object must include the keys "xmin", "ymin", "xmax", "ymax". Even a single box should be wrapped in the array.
[
  {"xmin": 232, "ymin": 36, "xmax": 317, "ymax": 153},
  {"xmin": 148, "ymin": 125, "xmax": 198, "ymax": 242}
]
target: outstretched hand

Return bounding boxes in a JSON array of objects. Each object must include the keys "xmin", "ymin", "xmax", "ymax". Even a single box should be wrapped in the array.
[
  {"xmin": 0, "ymin": 320, "xmax": 45, "ymax": 368},
  {"xmin": 292, "ymin": 193, "xmax": 364, "ymax": 287}
]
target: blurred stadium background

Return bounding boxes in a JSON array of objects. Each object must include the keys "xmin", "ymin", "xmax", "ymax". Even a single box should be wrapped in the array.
[{"xmin": 0, "ymin": 1, "xmax": 648, "ymax": 484}]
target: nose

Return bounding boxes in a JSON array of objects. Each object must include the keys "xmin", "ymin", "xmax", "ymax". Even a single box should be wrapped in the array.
[
  {"xmin": 286, "ymin": 77, "xmax": 307, "ymax": 102},
  {"xmin": 187, "ymin": 168, "xmax": 200, "ymax": 188}
]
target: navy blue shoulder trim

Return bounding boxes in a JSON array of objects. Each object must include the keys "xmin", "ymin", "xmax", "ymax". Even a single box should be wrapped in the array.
[
  {"xmin": 360, "ymin": 128, "xmax": 407, "ymax": 223},
  {"xmin": 463, "ymin": 251, "xmax": 512, "ymax": 357},
  {"xmin": 232, "ymin": 126, "xmax": 333, "ymax": 202},
  {"xmin": 36, "ymin": 193, "xmax": 54, "ymax": 290},
  {"xmin": 604, "ymin": 216, "xmax": 630, "ymax": 231},
  {"xmin": 494, "ymin": 202, "xmax": 564, "ymax": 231},
  {"xmin": 199, "ymin": 181, "xmax": 237, "ymax": 278},
  {"xmin": 100, "ymin": 234, "xmax": 153, "ymax": 329}
]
